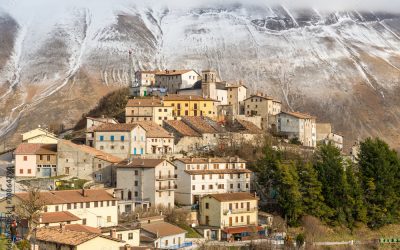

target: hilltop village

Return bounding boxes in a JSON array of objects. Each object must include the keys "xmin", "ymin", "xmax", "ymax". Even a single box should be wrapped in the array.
[{"xmin": 1, "ymin": 69, "xmax": 347, "ymax": 249}]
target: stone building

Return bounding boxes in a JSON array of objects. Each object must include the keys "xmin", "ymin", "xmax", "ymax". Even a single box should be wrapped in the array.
[
  {"xmin": 243, "ymin": 94, "xmax": 281, "ymax": 129},
  {"xmin": 277, "ymin": 111, "xmax": 317, "ymax": 147}
]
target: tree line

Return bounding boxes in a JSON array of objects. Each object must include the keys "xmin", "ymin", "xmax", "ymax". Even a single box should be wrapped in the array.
[{"xmin": 255, "ymin": 138, "xmax": 400, "ymax": 229}]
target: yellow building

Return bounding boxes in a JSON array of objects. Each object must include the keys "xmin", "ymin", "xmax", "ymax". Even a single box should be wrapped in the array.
[
  {"xmin": 162, "ymin": 94, "xmax": 219, "ymax": 118},
  {"xmin": 125, "ymin": 97, "xmax": 174, "ymax": 125},
  {"xmin": 199, "ymin": 192, "xmax": 264, "ymax": 241}
]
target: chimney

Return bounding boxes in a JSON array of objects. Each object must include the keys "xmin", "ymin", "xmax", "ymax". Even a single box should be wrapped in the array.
[
  {"xmin": 39, "ymin": 215, "xmax": 43, "ymax": 224},
  {"xmin": 110, "ymin": 228, "xmax": 117, "ymax": 239},
  {"xmin": 125, "ymin": 244, "xmax": 132, "ymax": 250},
  {"xmin": 112, "ymin": 192, "xmax": 116, "ymax": 198},
  {"xmin": 82, "ymin": 188, "xmax": 88, "ymax": 197},
  {"xmin": 60, "ymin": 223, "xmax": 66, "ymax": 232},
  {"xmin": 189, "ymin": 96, "xmax": 192, "ymax": 100}
]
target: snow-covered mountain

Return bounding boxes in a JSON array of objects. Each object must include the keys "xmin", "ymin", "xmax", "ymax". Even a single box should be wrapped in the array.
[{"xmin": 1, "ymin": 0, "xmax": 400, "ymax": 150}]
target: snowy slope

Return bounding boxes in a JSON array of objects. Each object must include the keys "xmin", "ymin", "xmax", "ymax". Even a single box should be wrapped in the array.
[{"xmin": 0, "ymin": 1, "xmax": 400, "ymax": 150}]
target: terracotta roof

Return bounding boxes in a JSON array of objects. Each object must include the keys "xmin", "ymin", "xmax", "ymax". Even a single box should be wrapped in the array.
[
  {"xmin": 244, "ymin": 94, "xmax": 281, "ymax": 103},
  {"xmin": 207, "ymin": 192, "xmax": 257, "ymax": 202},
  {"xmin": 280, "ymin": 111, "xmax": 316, "ymax": 120},
  {"xmin": 35, "ymin": 226, "xmax": 122, "ymax": 246},
  {"xmin": 15, "ymin": 143, "xmax": 57, "ymax": 155},
  {"xmin": 222, "ymin": 226, "xmax": 264, "ymax": 234},
  {"xmin": 175, "ymin": 157, "xmax": 246, "ymax": 164},
  {"xmin": 141, "ymin": 221, "xmax": 186, "ymax": 237},
  {"xmin": 163, "ymin": 94, "xmax": 218, "ymax": 102},
  {"xmin": 39, "ymin": 211, "xmax": 80, "ymax": 224},
  {"xmin": 185, "ymin": 169, "xmax": 252, "ymax": 175},
  {"xmin": 116, "ymin": 159, "xmax": 165, "ymax": 168},
  {"xmin": 235, "ymin": 120, "xmax": 263, "ymax": 134},
  {"xmin": 15, "ymin": 189, "xmax": 117, "ymax": 205},
  {"xmin": 94, "ymin": 123, "xmax": 139, "ymax": 132},
  {"xmin": 65, "ymin": 224, "xmax": 102, "ymax": 234},
  {"xmin": 181, "ymin": 116, "xmax": 224, "ymax": 134},
  {"xmin": 59, "ymin": 140, "xmax": 122, "ymax": 163},
  {"xmin": 164, "ymin": 120, "xmax": 201, "ymax": 137},
  {"xmin": 87, "ymin": 117, "xmax": 119, "ymax": 124},
  {"xmin": 137, "ymin": 70, "xmax": 163, "ymax": 74},
  {"xmin": 156, "ymin": 69, "xmax": 195, "ymax": 76},
  {"xmin": 131, "ymin": 121, "xmax": 173, "ymax": 138},
  {"xmin": 126, "ymin": 98, "xmax": 163, "ymax": 107}
]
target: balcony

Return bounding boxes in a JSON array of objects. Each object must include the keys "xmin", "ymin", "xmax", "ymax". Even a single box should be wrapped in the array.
[
  {"xmin": 156, "ymin": 174, "xmax": 177, "ymax": 181},
  {"xmin": 156, "ymin": 185, "xmax": 177, "ymax": 192},
  {"xmin": 223, "ymin": 208, "xmax": 257, "ymax": 215}
]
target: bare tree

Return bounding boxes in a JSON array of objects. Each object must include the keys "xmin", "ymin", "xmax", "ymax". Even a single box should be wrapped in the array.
[{"xmin": 14, "ymin": 187, "xmax": 46, "ymax": 240}]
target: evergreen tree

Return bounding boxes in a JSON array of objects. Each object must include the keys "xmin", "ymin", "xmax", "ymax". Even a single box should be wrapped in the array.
[
  {"xmin": 358, "ymin": 138, "xmax": 400, "ymax": 228},
  {"xmin": 313, "ymin": 142, "xmax": 348, "ymax": 225},
  {"xmin": 276, "ymin": 161, "xmax": 303, "ymax": 226},
  {"xmin": 297, "ymin": 161, "xmax": 330, "ymax": 219}
]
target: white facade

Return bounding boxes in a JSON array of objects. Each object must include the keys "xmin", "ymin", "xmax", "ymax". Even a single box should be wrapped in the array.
[
  {"xmin": 116, "ymin": 159, "xmax": 176, "ymax": 212},
  {"xmin": 277, "ymin": 112, "xmax": 317, "ymax": 147},
  {"xmin": 156, "ymin": 70, "xmax": 200, "ymax": 93},
  {"xmin": 173, "ymin": 158, "xmax": 252, "ymax": 206}
]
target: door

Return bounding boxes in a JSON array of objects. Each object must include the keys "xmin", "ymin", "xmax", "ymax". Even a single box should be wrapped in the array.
[
  {"xmin": 42, "ymin": 168, "xmax": 51, "ymax": 177},
  {"xmin": 144, "ymin": 90, "xmax": 147, "ymax": 96},
  {"xmin": 134, "ymin": 148, "xmax": 137, "ymax": 155}
]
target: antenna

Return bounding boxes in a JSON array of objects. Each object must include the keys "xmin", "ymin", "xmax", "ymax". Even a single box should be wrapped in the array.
[{"xmin": 128, "ymin": 49, "xmax": 135, "ymax": 87}]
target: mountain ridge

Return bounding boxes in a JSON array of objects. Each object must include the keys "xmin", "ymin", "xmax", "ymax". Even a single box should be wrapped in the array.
[{"xmin": 0, "ymin": 2, "xmax": 400, "ymax": 151}]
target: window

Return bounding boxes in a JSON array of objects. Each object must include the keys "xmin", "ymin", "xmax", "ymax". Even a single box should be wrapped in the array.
[
  {"xmin": 86, "ymin": 202, "xmax": 90, "ymax": 208},
  {"xmin": 209, "ymin": 185, "xmax": 213, "ymax": 190},
  {"xmin": 110, "ymin": 145, "xmax": 114, "ymax": 150},
  {"xmin": 117, "ymin": 234, "xmax": 122, "ymax": 240},
  {"xmin": 185, "ymin": 110, "xmax": 188, "ymax": 116},
  {"xmin": 128, "ymin": 233, "xmax": 133, "ymax": 239},
  {"xmin": 192, "ymin": 175, "xmax": 195, "ymax": 180},
  {"xmin": 159, "ymin": 108, "xmax": 162, "ymax": 112},
  {"xmin": 202, "ymin": 185, "xmax": 205, "ymax": 190},
  {"xmin": 202, "ymin": 174, "xmax": 205, "ymax": 180},
  {"xmin": 55, "ymin": 206, "xmax": 59, "ymax": 212},
  {"xmin": 135, "ymin": 191, "xmax": 138, "ymax": 197},
  {"xmin": 219, "ymin": 174, "xmax": 224, "ymax": 179},
  {"xmin": 135, "ymin": 180, "xmax": 138, "ymax": 186},
  {"xmin": 94, "ymin": 201, "xmax": 98, "ymax": 207},
  {"xmin": 205, "ymin": 203, "xmax": 209, "ymax": 209},
  {"xmin": 241, "ymin": 216, "xmax": 244, "ymax": 222},
  {"xmin": 246, "ymin": 183, "xmax": 249, "ymax": 189},
  {"xmin": 164, "ymin": 109, "xmax": 167, "ymax": 112},
  {"xmin": 230, "ymin": 184, "xmax": 233, "ymax": 189},
  {"xmin": 27, "ymin": 169, "xmax": 31, "ymax": 174},
  {"xmin": 100, "ymin": 146, "xmax": 104, "ymax": 150},
  {"xmin": 237, "ymin": 183, "xmax": 241, "ymax": 188},
  {"xmin": 100, "ymin": 136, "xmax": 104, "ymax": 141},
  {"xmin": 82, "ymin": 218, "xmax": 86, "ymax": 225},
  {"xmin": 121, "ymin": 136, "xmax": 125, "ymax": 141},
  {"xmin": 107, "ymin": 216, "xmax": 111, "ymax": 222},
  {"xmin": 47, "ymin": 155, "xmax": 50, "ymax": 161},
  {"xmin": 165, "ymin": 240, "xmax": 168, "ymax": 246},
  {"xmin": 135, "ymin": 170, "xmax": 139, "ymax": 176},
  {"xmin": 110, "ymin": 135, "xmax": 114, "ymax": 141},
  {"xmin": 67, "ymin": 204, "xmax": 71, "ymax": 209},
  {"xmin": 23, "ymin": 156, "xmax": 27, "ymax": 161},
  {"xmin": 112, "ymin": 201, "xmax": 116, "ymax": 206},
  {"xmin": 40, "ymin": 155, "xmax": 43, "ymax": 160},
  {"xmin": 192, "ymin": 185, "xmax": 195, "ymax": 190}
]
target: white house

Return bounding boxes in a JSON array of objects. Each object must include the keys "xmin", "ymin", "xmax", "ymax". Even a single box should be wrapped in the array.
[
  {"xmin": 277, "ymin": 111, "xmax": 317, "ymax": 147},
  {"xmin": 116, "ymin": 159, "xmax": 176, "ymax": 213},
  {"xmin": 15, "ymin": 189, "xmax": 118, "ymax": 228},
  {"xmin": 173, "ymin": 157, "xmax": 252, "ymax": 206}
]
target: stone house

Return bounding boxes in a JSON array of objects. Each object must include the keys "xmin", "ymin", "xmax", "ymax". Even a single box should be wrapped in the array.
[
  {"xmin": 316, "ymin": 123, "xmax": 343, "ymax": 150},
  {"xmin": 243, "ymin": 94, "xmax": 282, "ymax": 129},
  {"xmin": 125, "ymin": 98, "xmax": 174, "ymax": 125},
  {"xmin": 86, "ymin": 116, "xmax": 118, "ymax": 147},
  {"xmin": 277, "ymin": 111, "xmax": 317, "ymax": 147},
  {"xmin": 115, "ymin": 159, "xmax": 176, "ymax": 213},
  {"xmin": 155, "ymin": 69, "xmax": 200, "ymax": 93},
  {"xmin": 57, "ymin": 140, "xmax": 122, "ymax": 184}
]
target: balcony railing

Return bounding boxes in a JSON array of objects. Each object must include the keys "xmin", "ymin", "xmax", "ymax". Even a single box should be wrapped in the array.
[
  {"xmin": 223, "ymin": 208, "xmax": 257, "ymax": 215},
  {"xmin": 156, "ymin": 174, "xmax": 177, "ymax": 180},
  {"xmin": 156, "ymin": 185, "xmax": 177, "ymax": 191}
]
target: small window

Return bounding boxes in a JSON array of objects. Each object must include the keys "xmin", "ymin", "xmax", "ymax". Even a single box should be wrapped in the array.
[
  {"xmin": 23, "ymin": 156, "xmax": 27, "ymax": 161},
  {"xmin": 121, "ymin": 136, "xmax": 125, "ymax": 141},
  {"xmin": 135, "ymin": 170, "xmax": 139, "ymax": 176},
  {"xmin": 82, "ymin": 218, "xmax": 86, "ymax": 225},
  {"xmin": 205, "ymin": 203, "xmax": 209, "ymax": 209},
  {"xmin": 192, "ymin": 185, "xmax": 195, "ymax": 190},
  {"xmin": 27, "ymin": 169, "xmax": 31, "ymax": 174},
  {"xmin": 110, "ymin": 135, "xmax": 114, "ymax": 141},
  {"xmin": 128, "ymin": 233, "xmax": 133, "ymax": 240},
  {"xmin": 107, "ymin": 216, "xmax": 111, "ymax": 222},
  {"xmin": 100, "ymin": 135, "xmax": 104, "ymax": 141},
  {"xmin": 86, "ymin": 202, "xmax": 90, "ymax": 208}
]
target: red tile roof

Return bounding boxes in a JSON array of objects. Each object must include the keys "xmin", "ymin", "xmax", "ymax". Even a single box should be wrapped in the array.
[
  {"xmin": 131, "ymin": 121, "xmax": 173, "ymax": 138},
  {"xmin": 141, "ymin": 221, "xmax": 186, "ymax": 237},
  {"xmin": 185, "ymin": 169, "xmax": 251, "ymax": 175},
  {"xmin": 35, "ymin": 226, "xmax": 122, "ymax": 246},
  {"xmin": 175, "ymin": 157, "xmax": 246, "ymax": 164},
  {"xmin": 164, "ymin": 120, "xmax": 201, "ymax": 137},
  {"xmin": 126, "ymin": 98, "xmax": 163, "ymax": 107},
  {"xmin": 280, "ymin": 111, "xmax": 316, "ymax": 120},
  {"xmin": 116, "ymin": 159, "xmax": 165, "ymax": 168},
  {"xmin": 65, "ymin": 224, "xmax": 102, "ymax": 234},
  {"xmin": 59, "ymin": 140, "xmax": 122, "ymax": 163},
  {"xmin": 39, "ymin": 211, "xmax": 80, "ymax": 224},
  {"xmin": 15, "ymin": 189, "xmax": 117, "ymax": 205},
  {"xmin": 222, "ymin": 226, "xmax": 264, "ymax": 234},
  {"xmin": 181, "ymin": 116, "xmax": 223, "ymax": 134},
  {"xmin": 15, "ymin": 143, "xmax": 57, "ymax": 155},
  {"xmin": 235, "ymin": 120, "xmax": 263, "ymax": 134},
  {"xmin": 163, "ymin": 94, "xmax": 217, "ymax": 102},
  {"xmin": 207, "ymin": 192, "xmax": 258, "ymax": 202},
  {"xmin": 94, "ymin": 123, "xmax": 139, "ymax": 132}
]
